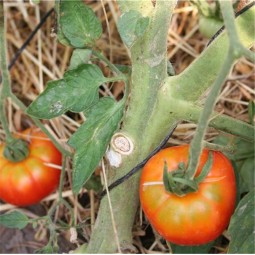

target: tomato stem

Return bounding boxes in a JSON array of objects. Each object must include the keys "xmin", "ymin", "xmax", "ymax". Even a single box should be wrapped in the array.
[
  {"xmin": 0, "ymin": 2, "xmax": 30, "ymax": 162},
  {"xmin": 0, "ymin": 2, "xmax": 15, "ymax": 144},
  {"xmin": 186, "ymin": 1, "xmax": 255, "ymax": 182},
  {"xmin": 186, "ymin": 52, "xmax": 234, "ymax": 180},
  {"xmin": 92, "ymin": 50, "xmax": 124, "ymax": 77},
  {"xmin": 219, "ymin": 1, "xmax": 255, "ymax": 62},
  {"xmin": 57, "ymin": 155, "xmax": 75, "ymax": 226}
]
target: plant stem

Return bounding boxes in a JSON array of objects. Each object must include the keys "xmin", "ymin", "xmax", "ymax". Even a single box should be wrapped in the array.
[
  {"xmin": 186, "ymin": 1, "xmax": 255, "ymax": 179},
  {"xmin": 220, "ymin": 0, "xmax": 255, "ymax": 62},
  {"xmin": 84, "ymin": 1, "xmax": 177, "ymax": 253},
  {"xmin": 219, "ymin": 1, "xmax": 240, "ymax": 46},
  {"xmin": 57, "ymin": 155, "xmax": 75, "ymax": 225},
  {"xmin": 186, "ymin": 51, "xmax": 234, "ymax": 179},
  {"xmin": 179, "ymin": 102, "xmax": 254, "ymax": 141},
  {"xmin": 166, "ymin": 4, "xmax": 255, "ymax": 102},
  {"xmin": 0, "ymin": 2, "xmax": 14, "ymax": 143},
  {"xmin": 92, "ymin": 50, "xmax": 123, "ymax": 76},
  {"xmin": 58, "ymin": 156, "xmax": 66, "ymax": 201},
  {"xmin": 203, "ymin": 141, "xmax": 235, "ymax": 154}
]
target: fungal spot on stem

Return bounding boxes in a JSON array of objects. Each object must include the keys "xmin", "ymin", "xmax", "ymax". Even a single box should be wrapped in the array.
[{"xmin": 111, "ymin": 133, "xmax": 134, "ymax": 155}]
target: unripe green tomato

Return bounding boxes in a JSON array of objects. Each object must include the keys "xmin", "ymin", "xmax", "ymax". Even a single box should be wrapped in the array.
[{"xmin": 199, "ymin": 16, "xmax": 224, "ymax": 39}]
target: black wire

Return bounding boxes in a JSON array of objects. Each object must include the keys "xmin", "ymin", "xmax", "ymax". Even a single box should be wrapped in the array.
[
  {"xmin": 207, "ymin": 1, "xmax": 255, "ymax": 46},
  {"xmin": 0, "ymin": 7, "xmax": 54, "ymax": 84},
  {"xmin": 100, "ymin": 124, "xmax": 178, "ymax": 198}
]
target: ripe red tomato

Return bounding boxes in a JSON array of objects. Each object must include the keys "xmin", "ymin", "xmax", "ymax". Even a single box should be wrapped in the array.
[
  {"xmin": 0, "ymin": 128, "xmax": 62, "ymax": 206},
  {"xmin": 140, "ymin": 144, "xmax": 236, "ymax": 246}
]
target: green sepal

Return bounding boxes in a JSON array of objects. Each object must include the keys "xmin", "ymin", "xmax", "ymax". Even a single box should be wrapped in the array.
[
  {"xmin": 162, "ymin": 152, "xmax": 213, "ymax": 197},
  {"xmin": 3, "ymin": 138, "xmax": 29, "ymax": 162},
  {"xmin": 163, "ymin": 162, "xmax": 198, "ymax": 197},
  {"xmin": 172, "ymin": 177, "xmax": 198, "ymax": 192},
  {"xmin": 163, "ymin": 161, "xmax": 172, "ymax": 192}
]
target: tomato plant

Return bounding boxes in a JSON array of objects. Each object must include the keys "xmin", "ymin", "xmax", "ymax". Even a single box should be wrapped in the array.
[
  {"xmin": 0, "ymin": 128, "xmax": 62, "ymax": 206},
  {"xmin": 0, "ymin": 0, "xmax": 254, "ymax": 253},
  {"xmin": 140, "ymin": 144, "xmax": 236, "ymax": 246}
]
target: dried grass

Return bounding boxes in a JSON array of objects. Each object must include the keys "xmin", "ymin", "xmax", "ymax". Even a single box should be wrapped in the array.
[{"xmin": 0, "ymin": 0, "xmax": 254, "ymax": 253}]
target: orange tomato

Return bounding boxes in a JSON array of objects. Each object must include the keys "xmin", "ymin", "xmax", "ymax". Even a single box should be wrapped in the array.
[
  {"xmin": 140, "ymin": 144, "xmax": 236, "ymax": 245},
  {"xmin": 0, "ymin": 128, "xmax": 62, "ymax": 206}
]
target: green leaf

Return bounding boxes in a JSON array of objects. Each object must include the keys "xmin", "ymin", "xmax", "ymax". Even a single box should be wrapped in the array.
[
  {"xmin": 59, "ymin": 0, "xmax": 102, "ymax": 48},
  {"xmin": 169, "ymin": 241, "xmax": 214, "ymax": 254},
  {"xmin": 64, "ymin": 64, "xmax": 105, "ymax": 112},
  {"xmin": 248, "ymin": 100, "xmax": 255, "ymax": 125},
  {"xmin": 84, "ymin": 175, "xmax": 102, "ymax": 193},
  {"xmin": 55, "ymin": 0, "xmax": 72, "ymax": 47},
  {"xmin": 198, "ymin": 16, "xmax": 223, "ymax": 39},
  {"xmin": 68, "ymin": 49, "xmax": 92, "ymax": 70},
  {"xmin": 117, "ymin": 10, "xmax": 149, "ymax": 48},
  {"xmin": 27, "ymin": 64, "xmax": 106, "ymax": 119},
  {"xmin": 68, "ymin": 97, "xmax": 124, "ymax": 193},
  {"xmin": 35, "ymin": 242, "xmax": 58, "ymax": 254},
  {"xmin": 213, "ymin": 135, "xmax": 254, "ymax": 195},
  {"xmin": 228, "ymin": 189, "xmax": 255, "ymax": 253},
  {"xmin": 27, "ymin": 79, "xmax": 68, "ymax": 119},
  {"xmin": 213, "ymin": 135, "xmax": 254, "ymax": 161},
  {"xmin": 0, "ymin": 211, "xmax": 29, "ymax": 229},
  {"xmin": 239, "ymin": 157, "xmax": 255, "ymax": 194},
  {"xmin": 114, "ymin": 64, "xmax": 131, "ymax": 74},
  {"xmin": 117, "ymin": 0, "xmax": 154, "ymax": 16}
]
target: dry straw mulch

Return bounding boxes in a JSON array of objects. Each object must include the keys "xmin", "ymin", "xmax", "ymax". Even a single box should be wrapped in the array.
[{"xmin": 0, "ymin": 0, "xmax": 254, "ymax": 253}]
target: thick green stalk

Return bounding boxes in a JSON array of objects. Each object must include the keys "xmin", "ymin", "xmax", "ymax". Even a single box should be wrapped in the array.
[
  {"xmin": 166, "ymin": 4, "xmax": 255, "ymax": 102},
  {"xmin": 79, "ymin": 2, "xmax": 254, "ymax": 253},
  {"xmin": 219, "ymin": 0, "xmax": 255, "ymax": 62},
  {"xmin": 186, "ymin": 2, "xmax": 255, "ymax": 178},
  {"xmin": 142, "ymin": 3, "xmax": 255, "ymax": 151},
  {"xmin": 179, "ymin": 101, "xmax": 254, "ymax": 141},
  {"xmin": 186, "ymin": 51, "xmax": 234, "ymax": 178},
  {"xmin": 220, "ymin": 0, "xmax": 243, "ymax": 48},
  {"xmin": 83, "ymin": 1, "xmax": 177, "ymax": 253}
]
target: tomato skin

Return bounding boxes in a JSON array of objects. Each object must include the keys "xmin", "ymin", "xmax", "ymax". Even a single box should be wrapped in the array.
[
  {"xmin": 140, "ymin": 144, "xmax": 236, "ymax": 246},
  {"xmin": 0, "ymin": 128, "xmax": 62, "ymax": 206}
]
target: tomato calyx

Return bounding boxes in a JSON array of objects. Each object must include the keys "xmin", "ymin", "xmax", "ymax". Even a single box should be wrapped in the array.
[
  {"xmin": 3, "ymin": 138, "xmax": 30, "ymax": 162},
  {"xmin": 163, "ymin": 152, "xmax": 213, "ymax": 197}
]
